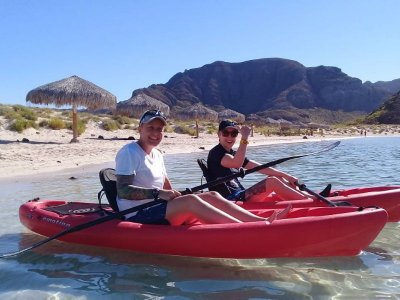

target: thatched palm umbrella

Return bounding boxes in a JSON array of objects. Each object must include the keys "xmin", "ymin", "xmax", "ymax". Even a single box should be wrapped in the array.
[
  {"xmin": 116, "ymin": 93, "xmax": 170, "ymax": 118},
  {"xmin": 26, "ymin": 75, "xmax": 117, "ymax": 142},
  {"xmin": 218, "ymin": 109, "xmax": 245, "ymax": 123}
]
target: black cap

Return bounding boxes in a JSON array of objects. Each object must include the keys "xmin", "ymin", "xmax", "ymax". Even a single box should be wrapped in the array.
[{"xmin": 218, "ymin": 120, "xmax": 237, "ymax": 131}]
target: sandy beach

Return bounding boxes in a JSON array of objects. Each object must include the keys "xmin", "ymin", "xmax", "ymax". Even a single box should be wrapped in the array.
[{"xmin": 1, "ymin": 119, "xmax": 399, "ymax": 181}]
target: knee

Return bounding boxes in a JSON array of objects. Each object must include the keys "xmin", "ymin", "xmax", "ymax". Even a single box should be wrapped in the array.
[
  {"xmin": 205, "ymin": 191, "xmax": 221, "ymax": 198},
  {"xmin": 174, "ymin": 194, "xmax": 202, "ymax": 211},
  {"xmin": 265, "ymin": 176, "xmax": 281, "ymax": 187}
]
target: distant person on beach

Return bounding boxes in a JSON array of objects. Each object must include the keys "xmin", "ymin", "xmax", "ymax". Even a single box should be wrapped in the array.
[
  {"xmin": 115, "ymin": 110, "xmax": 280, "ymax": 225},
  {"xmin": 206, "ymin": 120, "xmax": 318, "ymax": 202}
]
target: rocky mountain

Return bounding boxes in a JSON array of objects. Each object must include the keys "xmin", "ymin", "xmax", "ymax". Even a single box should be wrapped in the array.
[
  {"xmin": 365, "ymin": 91, "xmax": 400, "ymax": 124},
  {"xmin": 130, "ymin": 58, "xmax": 399, "ymax": 123}
]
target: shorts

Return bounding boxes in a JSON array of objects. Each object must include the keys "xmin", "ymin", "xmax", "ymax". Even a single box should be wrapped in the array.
[
  {"xmin": 126, "ymin": 201, "xmax": 170, "ymax": 225},
  {"xmin": 226, "ymin": 190, "xmax": 246, "ymax": 201}
]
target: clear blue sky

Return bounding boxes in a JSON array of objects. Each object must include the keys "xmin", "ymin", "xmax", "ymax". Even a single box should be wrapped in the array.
[{"xmin": 1, "ymin": 0, "xmax": 399, "ymax": 105}]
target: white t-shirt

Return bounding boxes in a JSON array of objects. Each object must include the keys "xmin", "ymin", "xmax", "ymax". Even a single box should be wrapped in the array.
[{"xmin": 115, "ymin": 141, "xmax": 167, "ymax": 218}]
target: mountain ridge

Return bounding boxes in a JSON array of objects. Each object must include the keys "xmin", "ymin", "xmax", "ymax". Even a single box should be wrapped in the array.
[{"xmin": 126, "ymin": 58, "xmax": 400, "ymax": 123}]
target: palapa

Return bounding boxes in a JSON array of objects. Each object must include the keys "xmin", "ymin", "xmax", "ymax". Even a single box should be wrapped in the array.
[
  {"xmin": 26, "ymin": 75, "xmax": 117, "ymax": 142},
  {"xmin": 116, "ymin": 93, "xmax": 170, "ymax": 118}
]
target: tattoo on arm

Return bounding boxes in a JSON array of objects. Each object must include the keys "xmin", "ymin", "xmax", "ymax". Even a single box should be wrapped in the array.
[{"xmin": 116, "ymin": 175, "xmax": 154, "ymax": 200}]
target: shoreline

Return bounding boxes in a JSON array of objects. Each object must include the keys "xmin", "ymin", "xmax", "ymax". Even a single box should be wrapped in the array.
[{"xmin": 1, "ymin": 122, "xmax": 398, "ymax": 182}]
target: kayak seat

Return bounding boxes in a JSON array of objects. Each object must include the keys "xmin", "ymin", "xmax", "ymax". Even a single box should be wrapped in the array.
[
  {"xmin": 196, "ymin": 158, "xmax": 238, "ymax": 196},
  {"xmin": 98, "ymin": 168, "xmax": 119, "ymax": 212},
  {"xmin": 197, "ymin": 158, "xmax": 212, "ymax": 183}
]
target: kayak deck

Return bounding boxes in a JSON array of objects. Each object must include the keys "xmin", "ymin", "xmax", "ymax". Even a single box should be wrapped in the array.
[
  {"xmin": 19, "ymin": 199, "xmax": 388, "ymax": 259},
  {"xmin": 240, "ymin": 186, "xmax": 400, "ymax": 222}
]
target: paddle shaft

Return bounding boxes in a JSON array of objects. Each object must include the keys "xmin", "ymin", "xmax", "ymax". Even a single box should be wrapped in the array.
[
  {"xmin": 1, "ymin": 199, "xmax": 165, "ymax": 258},
  {"xmin": 184, "ymin": 141, "xmax": 341, "ymax": 194},
  {"xmin": 297, "ymin": 183, "xmax": 336, "ymax": 207},
  {"xmin": 297, "ymin": 183, "xmax": 353, "ymax": 207}
]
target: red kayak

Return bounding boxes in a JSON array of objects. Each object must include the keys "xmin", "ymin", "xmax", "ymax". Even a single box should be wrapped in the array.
[
  {"xmin": 19, "ymin": 199, "xmax": 387, "ymax": 259},
  {"xmin": 238, "ymin": 186, "xmax": 400, "ymax": 222}
]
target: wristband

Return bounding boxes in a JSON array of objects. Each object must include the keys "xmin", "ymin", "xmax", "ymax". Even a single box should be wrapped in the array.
[{"xmin": 240, "ymin": 139, "xmax": 249, "ymax": 145}]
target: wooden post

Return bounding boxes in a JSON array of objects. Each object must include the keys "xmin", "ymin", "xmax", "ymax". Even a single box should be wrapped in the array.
[
  {"xmin": 196, "ymin": 120, "xmax": 199, "ymax": 138},
  {"xmin": 70, "ymin": 104, "xmax": 79, "ymax": 143}
]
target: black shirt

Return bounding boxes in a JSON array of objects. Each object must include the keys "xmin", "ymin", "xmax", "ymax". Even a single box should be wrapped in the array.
[{"xmin": 207, "ymin": 143, "xmax": 249, "ymax": 197}]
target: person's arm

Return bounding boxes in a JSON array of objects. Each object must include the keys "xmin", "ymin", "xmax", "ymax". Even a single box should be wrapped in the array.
[
  {"xmin": 245, "ymin": 160, "xmax": 299, "ymax": 185},
  {"xmin": 163, "ymin": 177, "xmax": 173, "ymax": 190},
  {"xmin": 116, "ymin": 174, "xmax": 155, "ymax": 200},
  {"xmin": 116, "ymin": 174, "xmax": 180, "ymax": 201},
  {"xmin": 221, "ymin": 125, "xmax": 251, "ymax": 168}
]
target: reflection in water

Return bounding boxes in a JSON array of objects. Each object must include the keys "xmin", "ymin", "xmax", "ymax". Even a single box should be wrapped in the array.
[{"xmin": 8, "ymin": 232, "xmax": 394, "ymax": 299}]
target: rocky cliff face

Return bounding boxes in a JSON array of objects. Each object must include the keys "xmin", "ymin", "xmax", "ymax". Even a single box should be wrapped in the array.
[
  {"xmin": 131, "ymin": 58, "xmax": 399, "ymax": 117},
  {"xmin": 365, "ymin": 91, "xmax": 400, "ymax": 124}
]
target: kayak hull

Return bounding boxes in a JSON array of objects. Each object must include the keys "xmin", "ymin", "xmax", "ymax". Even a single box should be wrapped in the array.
[
  {"xmin": 19, "ymin": 200, "xmax": 387, "ymax": 258},
  {"xmin": 240, "ymin": 186, "xmax": 400, "ymax": 222}
]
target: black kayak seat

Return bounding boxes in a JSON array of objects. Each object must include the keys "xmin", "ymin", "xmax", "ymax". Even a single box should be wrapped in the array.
[{"xmin": 98, "ymin": 168, "xmax": 119, "ymax": 212}]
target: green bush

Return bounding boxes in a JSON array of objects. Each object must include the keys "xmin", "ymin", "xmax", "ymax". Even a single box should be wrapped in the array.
[
  {"xmin": 48, "ymin": 118, "xmax": 66, "ymax": 130},
  {"xmin": 13, "ymin": 105, "xmax": 38, "ymax": 121},
  {"xmin": 66, "ymin": 119, "xmax": 87, "ymax": 136},
  {"xmin": 38, "ymin": 120, "xmax": 49, "ymax": 127},
  {"xmin": 173, "ymin": 125, "xmax": 196, "ymax": 136},
  {"xmin": 0, "ymin": 105, "xmax": 13, "ymax": 117},
  {"xmin": 113, "ymin": 115, "xmax": 134, "ymax": 125},
  {"xmin": 102, "ymin": 119, "xmax": 120, "ymax": 131},
  {"xmin": 8, "ymin": 118, "xmax": 38, "ymax": 133}
]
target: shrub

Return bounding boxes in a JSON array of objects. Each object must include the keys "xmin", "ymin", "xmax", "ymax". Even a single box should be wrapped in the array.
[
  {"xmin": 13, "ymin": 105, "xmax": 38, "ymax": 121},
  {"xmin": 48, "ymin": 118, "xmax": 66, "ymax": 130},
  {"xmin": 102, "ymin": 119, "xmax": 120, "ymax": 131},
  {"xmin": 8, "ymin": 118, "xmax": 38, "ymax": 133},
  {"xmin": 0, "ymin": 105, "xmax": 13, "ymax": 117},
  {"xmin": 66, "ymin": 119, "xmax": 87, "ymax": 136},
  {"xmin": 38, "ymin": 120, "xmax": 49, "ymax": 127},
  {"xmin": 113, "ymin": 115, "xmax": 134, "ymax": 125},
  {"xmin": 173, "ymin": 124, "xmax": 196, "ymax": 136}
]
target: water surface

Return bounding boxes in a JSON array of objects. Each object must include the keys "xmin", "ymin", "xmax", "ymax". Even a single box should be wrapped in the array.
[{"xmin": 0, "ymin": 137, "xmax": 399, "ymax": 299}]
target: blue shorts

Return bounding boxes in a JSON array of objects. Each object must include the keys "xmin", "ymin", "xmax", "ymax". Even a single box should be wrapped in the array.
[
  {"xmin": 126, "ymin": 201, "xmax": 169, "ymax": 225},
  {"xmin": 226, "ymin": 190, "xmax": 246, "ymax": 201}
]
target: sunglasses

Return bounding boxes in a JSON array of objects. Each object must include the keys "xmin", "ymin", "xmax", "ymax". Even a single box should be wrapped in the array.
[
  {"xmin": 221, "ymin": 129, "xmax": 239, "ymax": 137},
  {"xmin": 139, "ymin": 110, "xmax": 167, "ymax": 125}
]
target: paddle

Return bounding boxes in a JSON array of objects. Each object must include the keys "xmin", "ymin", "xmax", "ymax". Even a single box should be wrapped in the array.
[
  {"xmin": 296, "ymin": 182, "xmax": 352, "ymax": 207},
  {"xmin": 184, "ymin": 141, "xmax": 341, "ymax": 194},
  {"xmin": 0, "ymin": 199, "xmax": 165, "ymax": 258}
]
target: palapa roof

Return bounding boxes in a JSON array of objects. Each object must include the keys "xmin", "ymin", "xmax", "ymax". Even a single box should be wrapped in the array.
[
  {"xmin": 218, "ymin": 109, "xmax": 245, "ymax": 123},
  {"xmin": 26, "ymin": 75, "xmax": 117, "ymax": 110},
  {"xmin": 116, "ymin": 93, "xmax": 170, "ymax": 118},
  {"xmin": 173, "ymin": 103, "xmax": 218, "ymax": 121}
]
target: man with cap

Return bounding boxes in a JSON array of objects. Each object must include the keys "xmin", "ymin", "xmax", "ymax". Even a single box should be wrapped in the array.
[
  {"xmin": 115, "ymin": 110, "xmax": 279, "ymax": 225},
  {"xmin": 207, "ymin": 120, "xmax": 314, "ymax": 202}
]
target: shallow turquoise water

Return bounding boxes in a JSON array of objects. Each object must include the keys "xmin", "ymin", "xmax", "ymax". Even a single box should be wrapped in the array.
[{"xmin": 0, "ymin": 137, "xmax": 399, "ymax": 299}]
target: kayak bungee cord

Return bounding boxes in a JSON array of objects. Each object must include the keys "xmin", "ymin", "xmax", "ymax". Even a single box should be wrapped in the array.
[{"xmin": 1, "ymin": 141, "xmax": 340, "ymax": 258}]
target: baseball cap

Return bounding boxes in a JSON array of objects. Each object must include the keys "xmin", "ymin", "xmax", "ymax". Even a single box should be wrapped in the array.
[
  {"xmin": 218, "ymin": 120, "xmax": 237, "ymax": 131},
  {"xmin": 139, "ymin": 110, "xmax": 167, "ymax": 125}
]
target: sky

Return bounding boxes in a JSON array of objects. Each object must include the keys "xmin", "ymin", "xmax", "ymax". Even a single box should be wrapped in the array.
[{"xmin": 1, "ymin": 0, "xmax": 399, "ymax": 105}]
